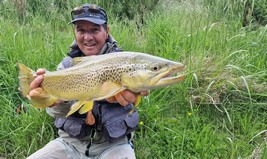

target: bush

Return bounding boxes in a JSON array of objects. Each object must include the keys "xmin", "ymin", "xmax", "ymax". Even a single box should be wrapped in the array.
[
  {"xmin": 203, "ymin": 0, "xmax": 267, "ymax": 27},
  {"xmin": 2, "ymin": 0, "xmax": 159, "ymax": 26},
  {"xmin": 243, "ymin": 0, "xmax": 267, "ymax": 27}
]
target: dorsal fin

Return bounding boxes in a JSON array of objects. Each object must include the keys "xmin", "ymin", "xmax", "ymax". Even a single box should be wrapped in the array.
[{"xmin": 72, "ymin": 56, "xmax": 101, "ymax": 66}]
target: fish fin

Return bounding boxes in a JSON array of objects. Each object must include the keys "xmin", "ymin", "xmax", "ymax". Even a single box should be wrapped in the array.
[
  {"xmin": 128, "ymin": 109, "xmax": 134, "ymax": 115},
  {"xmin": 94, "ymin": 81, "xmax": 126, "ymax": 100},
  {"xmin": 134, "ymin": 94, "xmax": 142, "ymax": 106},
  {"xmin": 72, "ymin": 56, "xmax": 98, "ymax": 66},
  {"xmin": 128, "ymin": 94, "xmax": 142, "ymax": 114},
  {"xmin": 79, "ymin": 100, "xmax": 94, "ymax": 114},
  {"xmin": 66, "ymin": 100, "xmax": 85, "ymax": 117},
  {"xmin": 72, "ymin": 57, "xmax": 87, "ymax": 65},
  {"xmin": 17, "ymin": 63, "xmax": 36, "ymax": 97},
  {"xmin": 27, "ymin": 87, "xmax": 58, "ymax": 108}
]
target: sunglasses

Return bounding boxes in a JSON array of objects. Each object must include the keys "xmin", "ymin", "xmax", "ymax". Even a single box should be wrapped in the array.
[{"xmin": 71, "ymin": 5, "xmax": 107, "ymax": 20}]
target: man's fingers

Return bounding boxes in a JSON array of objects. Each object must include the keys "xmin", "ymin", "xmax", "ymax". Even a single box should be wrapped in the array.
[
  {"xmin": 140, "ymin": 90, "xmax": 150, "ymax": 96},
  {"xmin": 30, "ymin": 68, "xmax": 45, "ymax": 89},
  {"xmin": 86, "ymin": 110, "xmax": 95, "ymax": 125},
  {"xmin": 29, "ymin": 87, "xmax": 48, "ymax": 99},
  {"xmin": 106, "ymin": 90, "xmax": 150, "ymax": 106},
  {"xmin": 30, "ymin": 75, "xmax": 44, "ymax": 89},
  {"xmin": 106, "ymin": 96, "xmax": 117, "ymax": 103},
  {"xmin": 121, "ymin": 90, "xmax": 136, "ymax": 104},
  {"xmin": 115, "ymin": 92, "xmax": 129, "ymax": 107},
  {"xmin": 36, "ymin": 68, "xmax": 46, "ymax": 75},
  {"xmin": 114, "ymin": 90, "xmax": 136, "ymax": 106}
]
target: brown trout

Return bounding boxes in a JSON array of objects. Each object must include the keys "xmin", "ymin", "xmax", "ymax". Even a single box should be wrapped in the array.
[{"xmin": 17, "ymin": 52, "xmax": 186, "ymax": 116}]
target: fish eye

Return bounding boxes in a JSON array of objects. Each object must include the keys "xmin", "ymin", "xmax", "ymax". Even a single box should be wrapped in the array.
[{"xmin": 151, "ymin": 64, "xmax": 161, "ymax": 71}]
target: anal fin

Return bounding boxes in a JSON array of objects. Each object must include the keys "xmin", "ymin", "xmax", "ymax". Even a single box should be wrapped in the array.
[
  {"xmin": 79, "ymin": 100, "xmax": 94, "ymax": 114},
  {"xmin": 66, "ymin": 100, "xmax": 85, "ymax": 117}
]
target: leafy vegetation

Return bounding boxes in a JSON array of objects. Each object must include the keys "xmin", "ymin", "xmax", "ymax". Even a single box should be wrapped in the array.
[{"xmin": 0, "ymin": 0, "xmax": 266, "ymax": 158}]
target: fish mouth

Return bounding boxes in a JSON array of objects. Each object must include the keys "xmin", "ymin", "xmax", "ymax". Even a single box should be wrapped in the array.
[
  {"xmin": 162, "ymin": 64, "xmax": 185, "ymax": 78},
  {"xmin": 156, "ymin": 64, "xmax": 186, "ymax": 85},
  {"xmin": 161, "ymin": 72, "xmax": 187, "ymax": 81}
]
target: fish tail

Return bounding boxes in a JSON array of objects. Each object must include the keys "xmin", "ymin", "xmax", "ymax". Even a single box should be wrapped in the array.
[
  {"xmin": 17, "ymin": 63, "xmax": 36, "ymax": 97},
  {"xmin": 17, "ymin": 63, "xmax": 59, "ymax": 108}
]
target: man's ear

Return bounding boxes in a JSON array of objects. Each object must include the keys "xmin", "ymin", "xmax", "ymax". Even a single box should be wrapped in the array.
[
  {"xmin": 106, "ymin": 26, "xmax": 110, "ymax": 34},
  {"xmin": 105, "ymin": 26, "xmax": 110, "ymax": 40}
]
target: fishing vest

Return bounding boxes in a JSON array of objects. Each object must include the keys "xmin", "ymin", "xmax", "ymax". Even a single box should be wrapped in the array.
[{"xmin": 54, "ymin": 36, "xmax": 139, "ymax": 142}]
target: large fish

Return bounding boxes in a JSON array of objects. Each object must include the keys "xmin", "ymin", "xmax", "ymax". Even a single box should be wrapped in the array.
[{"xmin": 18, "ymin": 52, "xmax": 186, "ymax": 116}]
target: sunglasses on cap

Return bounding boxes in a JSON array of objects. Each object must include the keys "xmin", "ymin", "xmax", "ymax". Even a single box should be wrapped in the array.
[{"xmin": 70, "ymin": 4, "xmax": 107, "ymax": 25}]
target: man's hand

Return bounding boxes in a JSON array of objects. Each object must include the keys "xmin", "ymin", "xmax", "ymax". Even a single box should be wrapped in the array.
[
  {"xmin": 29, "ymin": 68, "xmax": 68, "ymax": 107},
  {"xmin": 29, "ymin": 68, "xmax": 45, "ymax": 90},
  {"xmin": 106, "ymin": 90, "xmax": 150, "ymax": 106},
  {"xmin": 28, "ymin": 68, "xmax": 59, "ymax": 107}
]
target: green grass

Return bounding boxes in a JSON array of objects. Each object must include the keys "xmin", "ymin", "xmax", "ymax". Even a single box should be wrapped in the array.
[{"xmin": 1, "ymin": 0, "xmax": 267, "ymax": 158}]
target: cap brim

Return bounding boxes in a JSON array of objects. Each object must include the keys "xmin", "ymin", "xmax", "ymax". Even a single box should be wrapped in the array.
[{"xmin": 69, "ymin": 17, "xmax": 106, "ymax": 25}]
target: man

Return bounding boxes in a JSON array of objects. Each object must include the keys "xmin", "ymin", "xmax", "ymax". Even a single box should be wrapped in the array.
[{"xmin": 27, "ymin": 4, "xmax": 148, "ymax": 159}]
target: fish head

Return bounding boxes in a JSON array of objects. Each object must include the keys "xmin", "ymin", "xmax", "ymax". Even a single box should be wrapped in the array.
[{"xmin": 121, "ymin": 53, "xmax": 186, "ymax": 92}]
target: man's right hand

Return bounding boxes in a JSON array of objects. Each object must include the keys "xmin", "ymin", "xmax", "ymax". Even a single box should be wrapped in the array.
[
  {"xmin": 28, "ymin": 68, "xmax": 46, "ymax": 98},
  {"xmin": 29, "ymin": 68, "xmax": 64, "ymax": 107},
  {"xmin": 30, "ymin": 68, "xmax": 45, "ymax": 90}
]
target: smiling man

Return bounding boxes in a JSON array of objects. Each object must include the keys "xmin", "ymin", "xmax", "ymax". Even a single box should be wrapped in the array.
[
  {"xmin": 27, "ymin": 4, "xmax": 149, "ymax": 159},
  {"xmin": 73, "ymin": 20, "xmax": 109, "ymax": 56}
]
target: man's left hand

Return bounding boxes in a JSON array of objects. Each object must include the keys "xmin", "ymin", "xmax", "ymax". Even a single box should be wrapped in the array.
[{"xmin": 106, "ymin": 90, "xmax": 149, "ymax": 106}]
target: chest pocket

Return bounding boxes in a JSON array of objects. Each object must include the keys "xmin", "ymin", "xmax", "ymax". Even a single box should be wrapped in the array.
[
  {"xmin": 93, "ymin": 102, "xmax": 139, "ymax": 142},
  {"xmin": 54, "ymin": 116, "xmax": 92, "ymax": 139}
]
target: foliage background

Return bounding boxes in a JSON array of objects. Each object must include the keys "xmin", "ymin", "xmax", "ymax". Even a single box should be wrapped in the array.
[{"xmin": 0, "ymin": 0, "xmax": 266, "ymax": 158}]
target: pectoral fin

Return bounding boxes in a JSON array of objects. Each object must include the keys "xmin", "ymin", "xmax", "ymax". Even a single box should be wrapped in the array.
[
  {"xmin": 134, "ymin": 94, "xmax": 142, "ymax": 106},
  {"xmin": 93, "ymin": 81, "xmax": 126, "ymax": 100},
  {"xmin": 129, "ymin": 94, "xmax": 142, "ymax": 114},
  {"xmin": 66, "ymin": 100, "xmax": 85, "ymax": 117},
  {"xmin": 79, "ymin": 100, "xmax": 94, "ymax": 114}
]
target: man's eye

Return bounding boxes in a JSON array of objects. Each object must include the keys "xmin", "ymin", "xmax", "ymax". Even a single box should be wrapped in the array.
[
  {"xmin": 77, "ymin": 29, "xmax": 85, "ymax": 33},
  {"xmin": 91, "ymin": 28, "xmax": 100, "ymax": 33}
]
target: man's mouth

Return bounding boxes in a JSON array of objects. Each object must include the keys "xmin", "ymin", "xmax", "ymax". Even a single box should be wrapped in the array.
[{"xmin": 84, "ymin": 43, "xmax": 96, "ymax": 47}]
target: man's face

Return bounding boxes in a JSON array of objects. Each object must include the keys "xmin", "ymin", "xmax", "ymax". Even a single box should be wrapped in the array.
[{"xmin": 74, "ymin": 20, "xmax": 109, "ymax": 56}]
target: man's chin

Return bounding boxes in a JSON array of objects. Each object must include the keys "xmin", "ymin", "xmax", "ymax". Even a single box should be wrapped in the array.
[{"xmin": 83, "ymin": 49, "xmax": 99, "ymax": 56}]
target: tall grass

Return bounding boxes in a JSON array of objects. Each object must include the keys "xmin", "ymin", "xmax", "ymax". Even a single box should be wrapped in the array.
[{"xmin": 0, "ymin": 0, "xmax": 267, "ymax": 158}]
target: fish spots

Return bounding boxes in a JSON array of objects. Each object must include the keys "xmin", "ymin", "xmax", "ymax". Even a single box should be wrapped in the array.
[
  {"xmin": 97, "ymin": 65, "xmax": 123, "ymax": 83},
  {"xmin": 22, "ymin": 51, "xmax": 185, "ymax": 109},
  {"xmin": 123, "ymin": 63, "xmax": 147, "ymax": 77}
]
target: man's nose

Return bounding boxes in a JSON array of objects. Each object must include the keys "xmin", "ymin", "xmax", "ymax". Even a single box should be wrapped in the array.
[{"xmin": 84, "ymin": 32, "xmax": 93, "ymax": 40}]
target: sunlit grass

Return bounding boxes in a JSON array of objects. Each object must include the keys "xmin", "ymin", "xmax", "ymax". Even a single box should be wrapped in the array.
[{"xmin": 0, "ymin": 0, "xmax": 266, "ymax": 158}]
